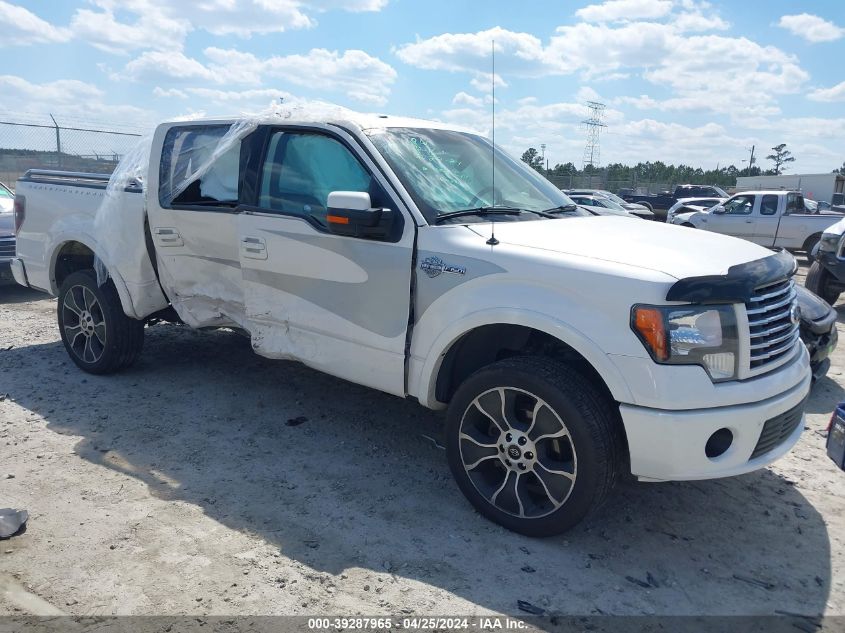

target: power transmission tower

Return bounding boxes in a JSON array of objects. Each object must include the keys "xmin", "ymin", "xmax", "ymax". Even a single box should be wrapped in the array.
[{"xmin": 581, "ymin": 101, "xmax": 607, "ymax": 174}]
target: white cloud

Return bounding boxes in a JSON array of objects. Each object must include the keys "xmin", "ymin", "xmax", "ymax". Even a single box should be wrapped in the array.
[
  {"xmin": 71, "ymin": 0, "xmax": 392, "ymax": 53},
  {"xmin": 153, "ymin": 87, "xmax": 188, "ymax": 99},
  {"xmin": 452, "ymin": 92, "xmax": 484, "ymax": 107},
  {"xmin": 0, "ymin": 1, "xmax": 71, "ymax": 46},
  {"xmin": 71, "ymin": 2, "xmax": 189, "ymax": 54},
  {"xmin": 575, "ymin": 0, "xmax": 673, "ymax": 22},
  {"xmin": 124, "ymin": 50, "xmax": 218, "ymax": 83},
  {"xmin": 808, "ymin": 81, "xmax": 845, "ymax": 103},
  {"xmin": 469, "ymin": 73, "xmax": 508, "ymax": 93},
  {"xmin": 778, "ymin": 13, "xmax": 843, "ymax": 43},
  {"xmin": 122, "ymin": 47, "xmax": 397, "ymax": 106},
  {"xmin": 395, "ymin": 27, "xmax": 549, "ymax": 76},
  {"xmin": 0, "ymin": 74, "xmax": 154, "ymax": 129}
]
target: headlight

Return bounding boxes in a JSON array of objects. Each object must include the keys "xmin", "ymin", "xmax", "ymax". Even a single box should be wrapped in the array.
[
  {"xmin": 818, "ymin": 232, "xmax": 841, "ymax": 253},
  {"xmin": 631, "ymin": 304, "xmax": 739, "ymax": 381}
]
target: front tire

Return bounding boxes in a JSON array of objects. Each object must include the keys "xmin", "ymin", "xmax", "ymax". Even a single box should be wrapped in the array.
[
  {"xmin": 58, "ymin": 270, "xmax": 145, "ymax": 374},
  {"xmin": 805, "ymin": 261, "xmax": 840, "ymax": 306},
  {"xmin": 445, "ymin": 357, "xmax": 624, "ymax": 537}
]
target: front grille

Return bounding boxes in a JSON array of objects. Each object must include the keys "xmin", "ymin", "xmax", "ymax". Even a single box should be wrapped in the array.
[
  {"xmin": 745, "ymin": 278, "xmax": 800, "ymax": 372},
  {"xmin": 0, "ymin": 237, "xmax": 14, "ymax": 258},
  {"xmin": 750, "ymin": 399, "xmax": 805, "ymax": 460}
]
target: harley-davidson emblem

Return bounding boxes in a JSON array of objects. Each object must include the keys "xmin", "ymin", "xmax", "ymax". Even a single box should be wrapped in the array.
[{"xmin": 420, "ymin": 256, "xmax": 466, "ymax": 278}]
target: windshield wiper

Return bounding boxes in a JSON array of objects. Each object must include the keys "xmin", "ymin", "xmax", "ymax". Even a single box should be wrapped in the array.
[
  {"xmin": 434, "ymin": 206, "xmax": 524, "ymax": 224},
  {"xmin": 540, "ymin": 204, "xmax": 578, "ymax": 214}
]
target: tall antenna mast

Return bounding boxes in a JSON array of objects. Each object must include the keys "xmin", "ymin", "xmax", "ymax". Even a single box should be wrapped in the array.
[
  {"xmin": 487, "ymin": 39, "xmax": 499, "ymax": 246},
  {"xmin": 581, "ymin": 101, "xmax": 606, "ymax": 188}
]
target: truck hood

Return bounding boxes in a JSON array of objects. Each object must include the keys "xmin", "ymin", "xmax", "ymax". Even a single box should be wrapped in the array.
[{"xmin": 475, "ymin": 216, "xmax": 776, "ymax": 279}]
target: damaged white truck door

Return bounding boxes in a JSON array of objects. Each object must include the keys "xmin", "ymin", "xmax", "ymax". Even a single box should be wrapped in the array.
[
  {"xmin": 237, "ymin": 126, "xmax": 414, "ymax": 396},
  {"xmin": 147, "ymin": 123, "xmax": 247, "ymax": 328}
]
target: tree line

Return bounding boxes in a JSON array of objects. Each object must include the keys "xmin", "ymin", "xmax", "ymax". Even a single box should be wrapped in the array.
[{"xmin": 521, "ymin": 143, "xmax": 843, "ymax": 188}]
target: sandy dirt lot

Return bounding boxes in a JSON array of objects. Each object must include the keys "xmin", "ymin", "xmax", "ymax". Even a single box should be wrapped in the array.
[{"xmin": 1, "ymin": 259, "xmax": 844, "ymax": 620}]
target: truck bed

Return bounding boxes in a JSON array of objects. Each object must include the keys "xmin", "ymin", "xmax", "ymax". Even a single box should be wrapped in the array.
[{"xmin": 15, "ymin": 169, "xmax": 166, "ymax": 318}]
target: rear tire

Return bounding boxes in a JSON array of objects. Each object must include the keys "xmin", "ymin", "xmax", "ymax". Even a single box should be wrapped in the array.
[
  {"xmin": 805, "ymin": 261, "xmax": 840, "ymax": 306},
  {"xmin": 445, "ymin": 356, "xmax": 624, "ymax": 537},
  {"xmin": 58, "ymin": 270, "xmax": 145, "ymax": 374}
]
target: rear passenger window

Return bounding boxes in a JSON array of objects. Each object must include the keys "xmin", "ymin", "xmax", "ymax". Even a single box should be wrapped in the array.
[
  {"xmin": 258, "ymin": 131, "xmax": 385, "ymax": 226},
  {"xmin": 760, "ymin": 195, "xmax": 778, "ymax": 216},
  {"xmin": 159, "ymin": 125, "xmax": 242, "ymax": 208},
  {"xmin": 786, "ymin": 193, "xmax": 804, "ymax": 214}
]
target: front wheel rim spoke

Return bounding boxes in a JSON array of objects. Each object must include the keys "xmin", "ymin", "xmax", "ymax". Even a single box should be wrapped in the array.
[
  {"xmin": 491, "ymin": 471, "xmax": 525, "ymax": 517},
  {"xmin": 93, "ymin": 323, "xmax": 107, "ymax": 345},
  {"xmin": 529, "ymin": 404, "xmax": 568, "ymax": 443},
  {"xmin": 64, "ymin": 289, "xmax": 83, "ymax": 316},
  {"xmin": 473, "ymin": 395, "xmax": 507, "ymax": 432},
  {"xmin": 534, "ymin": 462, "xmax": 575, "ymax": 506},
  {"xmin": 82, "ymin": 287, "xmax": 98, "ymax": 313},
  {"xmin": 83, "ymin": 336, "xmax": 95, "ymax": 362}
]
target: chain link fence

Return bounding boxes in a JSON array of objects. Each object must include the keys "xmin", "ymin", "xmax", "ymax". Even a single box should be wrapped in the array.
[{"xmin": 0, "ymin": 119, "xmax": 143, "ymax": 189}]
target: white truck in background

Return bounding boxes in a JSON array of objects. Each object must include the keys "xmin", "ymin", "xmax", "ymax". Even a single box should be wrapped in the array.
[
  {"xmin": 671, "ymin": 190, "xmax": 844, "ymax": 254},
  {"xmin": 10, "ymin": 113, "xmax": 811, "ymax": 536}
]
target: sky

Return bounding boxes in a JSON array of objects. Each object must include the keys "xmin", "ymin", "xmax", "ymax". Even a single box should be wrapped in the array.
[{"xmin": 1, "ymin": 0, "xmax": 844, "ymax": 173}]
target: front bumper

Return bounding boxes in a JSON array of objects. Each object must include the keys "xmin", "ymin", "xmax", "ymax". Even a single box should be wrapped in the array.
[{"xmin": 621, "ymin": 369, "xmax": 811, "ymax": 481}]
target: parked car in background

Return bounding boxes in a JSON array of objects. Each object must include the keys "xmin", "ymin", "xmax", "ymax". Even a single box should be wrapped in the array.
[
  {"xmin": 806, "ymin": 217, "xmax": 845, "ymax": 305},
  {"xmin": 0, "ymin": 181, "xmax": 15, "ymax": 283},
  {"xmin": 671, "ymin": 190, "xmax": 842, "ymax": 254},
  {"xmin": 568, "ymin": 194, "xmax": 654, "ymax": 220},
  {"xmin": 665, "ymin": 197, "xmax": 726, "ymax": 224},
  {"xmin": 566, "ymin": 189, "xmax": 655, "ymax": 218},
  {"xmin": 804, "ymin": 198, "xmax": 837, "ymax": 214},
  {"xmin": 620, "ymin": 184, "xmax": 729, "ymax": 221},
  {"xmin": 795, "ymin": 284, "xmax": 838, "ymax": 380}
]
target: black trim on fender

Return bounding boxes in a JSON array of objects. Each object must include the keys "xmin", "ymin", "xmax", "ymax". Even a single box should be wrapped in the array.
[{"xmin": 666, "ymin": 249, "xmax": 797, "ymax": 303}]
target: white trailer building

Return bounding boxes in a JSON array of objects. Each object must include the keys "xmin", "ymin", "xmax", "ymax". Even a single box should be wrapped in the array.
[{"xmin": 735, "ymin": 173, "xmax": 845, "ymax": 205}]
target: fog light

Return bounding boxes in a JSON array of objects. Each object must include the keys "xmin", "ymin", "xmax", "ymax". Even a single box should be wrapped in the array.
[{"xmin": 705, "ymin": 428, "xmax": 733, "ymax": 458}]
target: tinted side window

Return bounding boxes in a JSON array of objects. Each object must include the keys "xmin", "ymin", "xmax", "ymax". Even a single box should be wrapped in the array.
[
  {"xmin": 786, "ymin": 193, "xmax": 804, "ymax": 213},
  {"xmin": 159, "ymin": 125, "xmax": 242, "ymax": 208},
  {"xmin": 258, "ymin": 132, "xmax": 384, "ymax": 226},
  {"xmin": 724, "ymin": 195, "xmax": 755, "ymax": 215},
  {"xmin": 760, "ymin": 195, "xmax": 778, "ymax": 216}
]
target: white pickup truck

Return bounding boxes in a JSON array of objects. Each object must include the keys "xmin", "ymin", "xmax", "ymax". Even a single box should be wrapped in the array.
[
  {"xmin": 10, "ymin": 113, "xmax": 811, "ymax": 536},
  {"xmin": 671, "ymin": 189, "xmax": 844, "ymax": 253}
]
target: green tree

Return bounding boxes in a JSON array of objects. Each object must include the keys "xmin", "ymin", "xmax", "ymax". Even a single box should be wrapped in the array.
[
  {"xmin": 766, "ymin": 143, "xmax": 796, "ymax": 175},
  {"xmin": 520, "ymin": 147, "xmax": 545, "ymax": 173},
  {"xmin": 834, "ymin": 161, "xmax": 845, "ymax": 175}
]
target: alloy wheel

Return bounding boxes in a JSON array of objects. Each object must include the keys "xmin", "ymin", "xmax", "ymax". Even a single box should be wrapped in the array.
[
  {"xmin": 62, "ymin": 285, "xmax": 107, "ymax": 364},
  {"xmin": 458, "ymin": 387, "xmax": 577, "ymax": 519}
]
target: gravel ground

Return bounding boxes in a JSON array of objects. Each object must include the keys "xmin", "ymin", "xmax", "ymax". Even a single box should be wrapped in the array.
[{"xmin": 0, "ymin": 259, "xmax": 843, "ymax": 619}]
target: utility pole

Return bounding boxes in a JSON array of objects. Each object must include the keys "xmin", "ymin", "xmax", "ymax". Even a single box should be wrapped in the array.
[
  {"xmin": 582, "ymin": 101, "xmax": 607, "ymax": 188},
  {"xmin": 747, "ymin": 145, "xmax": 755, "ymax": 174},
  {"xmin": 540, "ymin": 143, "xmax": 547, "ymax": 176}
]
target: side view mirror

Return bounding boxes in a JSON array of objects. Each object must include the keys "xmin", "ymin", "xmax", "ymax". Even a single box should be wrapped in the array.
[
  {"xmin": 326, "ymin": 191, "xmax": 393, "ymax": 239},
  {"xmin": 711, "ymin": 205, "xmax": 726, "ymax": 214}
]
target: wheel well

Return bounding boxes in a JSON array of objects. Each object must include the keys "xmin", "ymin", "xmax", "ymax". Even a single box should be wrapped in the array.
[
  {"xmin": 682, "ymin": 222, "xmax": 695, "ymax": 228},
  {"xmin": 435, "ymin": 324, "xmax": 616, "ymax": 407},
  {"xmin": 803, "ymin": 232, "xmax": 822, "ymax": 252},
  {"xmin": 54, "ymin": 241, "xmax": 96, "ymax": 289}
]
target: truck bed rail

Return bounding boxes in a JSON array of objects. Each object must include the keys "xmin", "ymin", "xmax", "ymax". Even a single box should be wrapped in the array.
[{"xmin": 19, "ymin": 169, "xmax": 142, "ymax": 192}]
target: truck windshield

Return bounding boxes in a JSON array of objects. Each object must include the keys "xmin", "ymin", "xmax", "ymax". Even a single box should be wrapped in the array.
[{"xmin": 367, "ymin": 127, "xmax": 574, "ymax": 224}]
